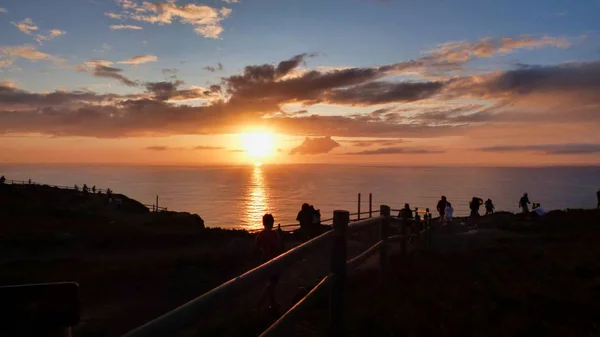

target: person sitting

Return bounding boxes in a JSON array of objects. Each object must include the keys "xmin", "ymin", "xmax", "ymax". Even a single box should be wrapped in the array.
[
  {"xmin": 532, "ymin": 203, "xmax": 546, "ymax": 217},
  {"xmin": 255, "ymin": 213, "xmax": 283, "ymax": 316},
  {"xmin": 484, "ymin": 198, "xmax": 495, "ymax": 215},
  {"xmin": 0, "ymin": 175, "xmax": 5, "ymax": 184}
]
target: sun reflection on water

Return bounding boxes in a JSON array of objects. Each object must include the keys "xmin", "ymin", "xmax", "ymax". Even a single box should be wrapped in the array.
[{"xmin": 245, "ymin": 165, "xmax": 270, "ymax": 230}]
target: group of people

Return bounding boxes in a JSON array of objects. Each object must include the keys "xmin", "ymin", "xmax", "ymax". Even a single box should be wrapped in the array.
[
  {"xmin": 295, "ymin": 203, "xmax": 321, "ymax": 239},
  {"xmin": 518, "ymin": 193, "xmax": 547, "ymax": 217},
  {"xmin": 434, "ymin": 195, "xmax": 495, "ymax": 230}
]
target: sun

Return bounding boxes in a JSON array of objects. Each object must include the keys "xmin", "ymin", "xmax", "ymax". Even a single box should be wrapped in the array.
[{"xmin": 242, "ymin": 132, "xmax": 275, "ymax": 160}]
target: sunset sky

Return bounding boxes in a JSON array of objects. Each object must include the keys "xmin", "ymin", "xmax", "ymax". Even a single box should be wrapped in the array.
[{"xmin": 1, "ymin": 0, "xmax": 599, "ymax": 166}]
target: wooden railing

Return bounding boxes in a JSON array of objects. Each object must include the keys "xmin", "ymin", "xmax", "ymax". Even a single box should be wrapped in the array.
[{"xmin": 123, "ymin": 205, "xmax": 433, "ymax": 337}]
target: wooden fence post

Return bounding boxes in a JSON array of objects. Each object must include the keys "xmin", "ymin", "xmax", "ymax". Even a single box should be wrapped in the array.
[
  {"xmin": 379, "ymin": 205, "xmax": 390, "ymax": 287},
  {"xmin": 369, "ymin": 193, "xmax": 373, "ymax": 218},
  {"xmin": 156, "ymin": 195, "xmax": 159, "ymax": 212},
  {"xmin": 357, "ymin": 193, "xmax": 361, "ymax": 220},
  {"xmin": 330, "ymin": 210, "xmax": 349, "ymax": 337}
]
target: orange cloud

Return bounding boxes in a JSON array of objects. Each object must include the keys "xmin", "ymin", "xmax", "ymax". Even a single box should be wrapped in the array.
[
  {"xmin": 110, "ymin": 24, "xmax": 143, "ymax": 30},
  {"xmin": 11, "ymin": 18, "xmax": 38, "ymax": 35},
  {"xmin": 108, "ymin": 0, "xmax": 232, "ymax": 38},
  {"xmin": 118, "ymin": 55, "xmax": 158, "ymax": 64}
]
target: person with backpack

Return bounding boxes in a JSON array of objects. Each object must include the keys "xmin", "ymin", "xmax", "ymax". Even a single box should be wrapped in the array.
[{"xmin": 484, "ymin": 198, "xmax": 495, "ymax": 215}]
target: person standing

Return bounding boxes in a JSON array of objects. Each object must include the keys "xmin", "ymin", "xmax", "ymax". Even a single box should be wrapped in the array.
[
  {"xmin": 484, "ymin": 198, "xmax": 495, "ymax": 215},
  {"xmin": 469, "ymin": 197, "xmax": 483, "ymax": 229},
  {"xmin": 296, "ymin": 203, "xmax": 314, "ymax": 239},
  {"xmin": 443, "ymin": 202, "xmax": 454, "ymax": 233},
  {"xmin": 256, "ymin": 213, "xmax": 283, "ymax": 316},
  {"xmin": 436, "ymin": 196, "xmax": 448, "ymax": 222},
  {"xmin": 519, "ymin": 193, "xmax": 531, "ymax": 214}
]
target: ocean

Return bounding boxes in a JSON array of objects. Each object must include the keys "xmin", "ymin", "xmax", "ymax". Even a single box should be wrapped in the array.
[{"xmin": 1, "ymin": 164, "xmax": 599, "ymax": 230}]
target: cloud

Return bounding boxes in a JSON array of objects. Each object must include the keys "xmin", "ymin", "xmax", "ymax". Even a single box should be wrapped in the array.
[
  {"xmin": 144, "ymin": 80, "xmax": 219, "ymax": 101},
  {"xmin": 222, "ymin": 0, "xmax": 238, "ymax": 3},
  {"xmin": 146, "ymin": 146, "xmax": 170, "ymax": 151},
  {"xmin": 118, "ymin": 55, "xmax": 158, "ymax": 64},
  {"xmin": 35, "ymin": 29, "xmax": 66, "ymax": 44},
  {"xmin": 440, "ymin": 61, "xmax": 600, "ymax": 121},
  {"xmin": 110, "ymin": 24, "xmax": 143, "ymax": 30},
  {"xmin": 1, "ymin": 43, "xmax": 598, "ymax": 140},
  {"xmin": 105, "ymin": 12, "xmax": 123, "ymax": 19},
  {"xmin": 290, "ymin": 136, "xmax": 341, "ymax": 155},
  {"xmin": 146, "ymin": 145, "xmax": 223, "ymax": 151},
  {"xmin": 0, "ymin": 8, "xmax": 7, "ymax": 13},
  {"xmin": 342, "ymin": 147, "xmax": 444, "ymax": 155},
  {"xmin": 162, "ymin": 68, "xmax": 178, "ymax": 75},
  {"xmin": 0, "ymin": 45, "xmax": 59, "ymax": 68},
  {"xmin": 204, "ymin": 62, "xmax": 224, "ymax": 72},
  {"xmin": 109, "ymin": 0, "xmax": 233, "ymax": 38},
  {"xmin": 325, "ymin": 81, "xmax": 444, "ymax": 105},
  {"xmin": 342, "ymin": 138, "xmax": 406, "ymax": 147},
  {"xmin": 193, "ymin": 146, "xmax": 224, "ymax": 150},
  {"xmin": 229, "ymin": 149, "xmax": 245, "ymax": 152},
  {"xmin": 11, "ymin": 18, "xmax": 38, "ymax": 35},
  {"xmin": 479, "ymin": 143, "xmax": 600, "ymax": 155},
  {"xmin": 428, "ymin": 35, "xmax": 570, "ymax": 63},
  {"xmin": 76, "ymin": 60, "xmax": 138, "ymax": 86}
]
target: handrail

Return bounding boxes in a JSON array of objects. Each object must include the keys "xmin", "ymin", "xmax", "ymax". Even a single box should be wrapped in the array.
[
  {"xmin": 259, "ymin": 275, "xmax": 331, "ymax": 337},
  {"xmin": 123, "ymin": 205, "xmax": 433, "ymax": 337},
  {"xmin": 122, "ymin": 230, "xmax": 336, "ymax": 337},
  {"xmin": 347, "ymin": 216, "xmax": 382, "ymax": 232},
  {"xmin": 346, "ymin": 240, "xmax": 383, "ymax": 270}
]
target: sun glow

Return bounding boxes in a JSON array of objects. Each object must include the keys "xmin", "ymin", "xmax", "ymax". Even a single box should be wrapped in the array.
[{"xmin": 242, "ymin": 132, "xmax": 275, "ymax": 160}]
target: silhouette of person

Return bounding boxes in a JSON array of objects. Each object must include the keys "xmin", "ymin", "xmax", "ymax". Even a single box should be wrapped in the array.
[
  {"xmin": 92, "ymin": 185, "xmax": 96, "ymax": 193},
  {"xmin": 519, "ymin": 193, "xmax": 530, "ymax": 214},
  {"xmin": 296, "ymin": 203, "xmax": 314, "ymax": 239},
  {"xmin": 398, "ymin": 203, "xmax": 413, "ymax": 220},
  {"xmin": 485, "ymin": 198, "xmax": 495, "ymax": 215},
  {"xmin": 469, "ymin": 197, "xmax": 483, "ymax": 228},
  {"xmin": 74, "ymin": 184, "xmax": 79, "ymax": 191},
  {"xmin": 83, "ymin": 184, "xmax": 89, "ymax": 194},
  {"xmin": 28, "ymin": 179, "xmax": 32, "ymax": 185},
  {"xmin": 443, "ymin": 202, "xmax": 454, "ymax": 233},
  {"xmin": 0, "ymin": 175, "xmax": 6, "ymax": 184},
  {"xmin": 436, "ymin": 196, "xmax": 448, "ymax": 221},
  {"xmin": 256, "ymin": 213, "xmax": 283, "ymax": 316},
  {"xmin": 532, "ymin": 203, "xmax": 546, "ymax": 217}
]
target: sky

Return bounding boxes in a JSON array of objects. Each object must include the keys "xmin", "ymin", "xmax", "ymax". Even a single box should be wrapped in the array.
[{"xmin": 1, "ymin": 0, "xmax": 599, "ymax": 166}]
